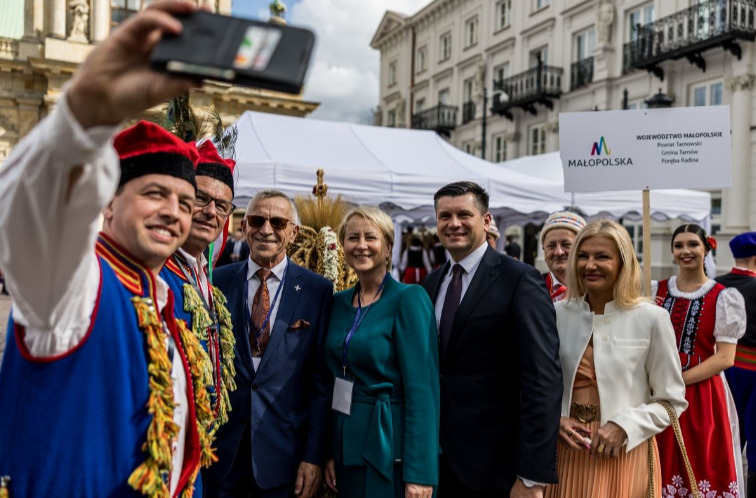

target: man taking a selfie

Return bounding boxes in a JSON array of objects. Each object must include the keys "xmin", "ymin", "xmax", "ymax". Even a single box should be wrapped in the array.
[{"xmin": 0, "ymin": 3, "xmax": 217, "ymax": 497}]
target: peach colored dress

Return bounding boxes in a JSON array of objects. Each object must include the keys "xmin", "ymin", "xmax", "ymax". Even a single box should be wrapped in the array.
[{"xmin": 545, "ymin": 343, "xmax": 662, "ymax": 498}]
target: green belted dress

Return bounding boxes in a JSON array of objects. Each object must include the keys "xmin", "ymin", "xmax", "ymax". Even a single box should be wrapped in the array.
[{"xmin": 325, "ymin": 275, "xmax": 440, "ymax": 498}]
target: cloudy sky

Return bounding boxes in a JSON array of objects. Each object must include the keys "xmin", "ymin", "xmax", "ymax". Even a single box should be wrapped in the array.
[{"xmin": 233, "ymin": 0, "xmax": 431, "ymax": 123}]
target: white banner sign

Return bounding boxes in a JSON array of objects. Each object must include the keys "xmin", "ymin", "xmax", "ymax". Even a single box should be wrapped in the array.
[{"xmin": 559, "ymin": 106, "xmax": 731, "ymax": 193}]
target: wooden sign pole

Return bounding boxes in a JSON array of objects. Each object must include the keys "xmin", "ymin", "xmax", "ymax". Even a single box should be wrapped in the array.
[{"xmin": 643, "ymin": 189, "xmax": 652, "ymax": 296}]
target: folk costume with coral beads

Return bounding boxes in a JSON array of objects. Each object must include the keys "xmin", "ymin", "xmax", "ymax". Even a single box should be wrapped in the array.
[
  {"xmin": 653, "ymin": 276, "xmax": 746, "ymax": 498},
  {"xmin": 161, "ymin": 141, "xmax": 237, "ymax": 435},
  {"xmin": 0, "ymin": 113, "xmax": 214, "ymax": 498}
]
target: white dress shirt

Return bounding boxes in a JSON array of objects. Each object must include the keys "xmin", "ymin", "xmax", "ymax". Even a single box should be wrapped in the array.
[
  {"xmin": 0, "ymin": 92, "xmax": 187, "ymax": 495},
  {"xmin": 177, "ymin": 248, "xmax": 210, "ymax": 303},
  {"xmin": 434, "ymin": 241, "xmax": 488, "ymax": 327},
  {"xmin": 246, "ymin": 256, "xmax": 288, "ymax": 370}
]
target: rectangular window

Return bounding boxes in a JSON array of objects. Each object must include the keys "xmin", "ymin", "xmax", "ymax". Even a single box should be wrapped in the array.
[
  {"xmin": 529, "ymin": 124, "xmax": 546, "ymax": 155},
  {"xmin": 465, "ymin": 17, "xmax": 479, "ymax": 48},
  {"xmin": 463, "ymin": 78, "xmax": 474, "ymax": 102},
  {"xmin": 534, "ymin": 0, "xmax": 551, "ymax": 11},
  {"xmin": 388, "ymin": 61, "xmax": 397, "ymax": 86},
  {"xmin": 493, "ymin": 135, "xmax": 507, "ymax": 162},
  {"xmin": 711, "ymin": 196, "xmax": 722, "ymax": 215},
  {"xmin": 574, "ymin": 29, "xmax": 596, "ymax": 62},
  {"xmin": 111, "ymin": 0, "xmax": 143, "ymax": 28},
  {"xmin": 387, "ymin": 109, "xmax": 396, "ymax": 127},
  {"xmin": 497, "ymin": 0, "xmax": 512, "ymax": 30},
  {"xmin": 530, "ymin": 47, "xmax": 549, "ymax": 67},
  {"xmin": 416, "ymin": 46, "xmax": 427, "ymax": 73},
  {"xmin": 627, "ymin": 3, "xmax": 654, "ymax": 42},
  {"xmin": 627, "ymin": 100, "xmax": 648, "ymax": 110},
  {"xmin": 440, "ymin": 32, "xmax": 452, "ymax": 61},
  {"xmin": 494, "ymin": 62, "xmax": 511, "ymax": 84},
  {"xmin": 415, "ymin": 98, "xmax": 425, "ymax": 113},
  {"xmin": 464, "ymin": 142, "xmax": 474, "ymax": 154},
  {"xmin": 691, "ymin": 81, "xmax": 724, "ymax": 106},
  {"xmin": 438, "ymin": 88, "xmax": 450, "ymax": 105}
]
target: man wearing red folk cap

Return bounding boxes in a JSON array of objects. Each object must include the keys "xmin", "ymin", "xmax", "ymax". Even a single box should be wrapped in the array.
[
  {"xmin": 0, "ymin": 2, "xmax": 217, "ymax": 497},
  {"xmin": 161, "ymin": 140, "xmax": 238, "ymax": 435}
]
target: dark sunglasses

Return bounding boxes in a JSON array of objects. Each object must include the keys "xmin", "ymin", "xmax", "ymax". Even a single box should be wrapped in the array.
[
  {"xmin": 246, "ymin": 215, "xmax": 293, "ymax": 230},
  {"xmin": 195, "ymin": 189, "xmax": 236, "ymax": 217}
]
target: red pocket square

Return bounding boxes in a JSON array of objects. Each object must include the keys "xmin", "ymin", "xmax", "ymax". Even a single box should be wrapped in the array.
[{"xmin": 288, "ymin": 319, "xmax": 311, "ymax": 331}]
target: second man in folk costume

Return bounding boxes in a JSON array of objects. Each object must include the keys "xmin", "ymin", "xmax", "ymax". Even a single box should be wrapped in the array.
[{"xmin": 161, "ymin": 140, "xmax": 238, "ymax": 434}]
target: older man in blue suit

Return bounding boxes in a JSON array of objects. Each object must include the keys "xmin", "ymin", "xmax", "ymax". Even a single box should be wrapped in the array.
[{"xmin": 203, "ymin": 190, "xmax": 333, "ymax": 498}]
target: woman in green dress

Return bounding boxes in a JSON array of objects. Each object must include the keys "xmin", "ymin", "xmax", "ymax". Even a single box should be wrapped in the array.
[{"xmin": 324, "ymin": 206, "xmax": 440, "ymax": 498}]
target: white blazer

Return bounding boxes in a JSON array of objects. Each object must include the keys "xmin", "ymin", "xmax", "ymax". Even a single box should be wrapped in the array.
[{"xmin": 555, "ymin": 297, "xmax": 688, "ymax": 452}]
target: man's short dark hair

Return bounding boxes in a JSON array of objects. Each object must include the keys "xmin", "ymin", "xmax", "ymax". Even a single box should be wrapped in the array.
[{"xmin": 433, "ymin": 181, "xmax": 489, "ymax": 215}]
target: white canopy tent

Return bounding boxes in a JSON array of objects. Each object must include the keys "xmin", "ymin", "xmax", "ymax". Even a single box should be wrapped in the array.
[{"xmin": 232, "ymin": 111, "xmax": 567, "ymax": 220}]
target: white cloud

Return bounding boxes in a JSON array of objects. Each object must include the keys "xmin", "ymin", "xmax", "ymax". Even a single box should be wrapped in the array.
[{"xmin": 289, "ymin": 0, "xmax": 430, "ymax": 123}]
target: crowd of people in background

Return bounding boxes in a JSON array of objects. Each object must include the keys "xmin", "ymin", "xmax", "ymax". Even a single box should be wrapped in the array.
[{"xmin": 0, "ymin": 4, "xmax": 755, "ymax": 498}]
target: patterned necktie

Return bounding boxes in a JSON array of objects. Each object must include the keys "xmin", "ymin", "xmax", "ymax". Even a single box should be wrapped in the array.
[
  {"xmin": 439, "ymin": 264, "xmax": 465, "ymax": 354},
  {"xmin": 250, "ymin": 268, "xmax": 272, "ymax": 357}
]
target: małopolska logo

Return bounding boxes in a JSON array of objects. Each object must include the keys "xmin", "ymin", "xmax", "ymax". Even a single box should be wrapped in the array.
[
  {"xmin": 568, "ymin": 135, "xmax": 632, "ymax": 167},
  {"xmin": 591, "ymin": 137, "xmax": 611, "ymax": 156}
]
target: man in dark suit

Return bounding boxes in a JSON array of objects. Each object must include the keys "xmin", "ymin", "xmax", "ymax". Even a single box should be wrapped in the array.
[
  {"xmin": 422, "ymin": 181, "xmax": 562, "ymax": 498},
  {"xmin": 217, "ymin": 229, "xmax": 250, "ymax": 267},
  {"xmin": 204, "ymin": 190, "xmax": 333, "ymax": 498}
]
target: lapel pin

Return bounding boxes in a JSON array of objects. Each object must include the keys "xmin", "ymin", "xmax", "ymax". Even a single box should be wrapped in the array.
[{"xmin": 294, "ymin": 285, "xmax": 301, "ymax": 292}]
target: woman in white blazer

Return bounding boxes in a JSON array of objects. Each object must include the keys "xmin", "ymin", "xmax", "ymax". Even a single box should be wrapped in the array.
[{"xmin": 545, "ymin": 219, "xmax": 687, "ymax": 498}]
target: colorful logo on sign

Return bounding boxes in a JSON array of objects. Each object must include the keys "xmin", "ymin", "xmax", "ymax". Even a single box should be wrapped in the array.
[{"xmin": 591, "ymin": 136, "xmax": 611, "ymax": 156}]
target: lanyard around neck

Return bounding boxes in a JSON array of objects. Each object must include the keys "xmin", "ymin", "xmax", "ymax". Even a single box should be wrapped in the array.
[{"xmin": 342, "ymin": 274, "xmax": 388, "ymax": 374}]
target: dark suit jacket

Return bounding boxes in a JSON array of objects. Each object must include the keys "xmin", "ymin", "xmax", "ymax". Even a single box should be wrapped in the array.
[
  {"xmin": 216, "ymin": 240, "xmax": 250, "ymax": 268},
  {"xmin": 203, "ymin": 258, "xmax": 334, "ymax": 489},
  {"xmin": 422, "ymin": 245, "xmax": 562, "ymax": 491}
]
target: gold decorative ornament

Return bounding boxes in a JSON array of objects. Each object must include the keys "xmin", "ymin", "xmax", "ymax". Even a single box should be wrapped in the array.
[{"xmin": 287, "ymin": 170, "xmax": 358, "ymax": 292}]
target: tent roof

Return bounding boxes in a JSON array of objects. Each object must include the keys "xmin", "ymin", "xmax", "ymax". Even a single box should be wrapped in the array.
[{"xmin": 233, "ymin": 111, "xmax": 566, "ymax": 216}]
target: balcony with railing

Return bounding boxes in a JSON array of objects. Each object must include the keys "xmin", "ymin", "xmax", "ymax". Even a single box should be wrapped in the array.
[
  {"xmin": 462, "ymin": 101, "xmax": 476, "ymax": 124},
  {"xmin": 492, "ymin": 62, "xmax": 563, "ymax": 121},
  {"xmin": 570, "ymin": 57, "xmax": 594, "ymax": 90},
  {"xmin": 623, "ymin": 0, "xmax": 756, "ymax": 80},
  {"xmin": 411, "ymin": 104, "xmax": 458, "ymax": 134}
]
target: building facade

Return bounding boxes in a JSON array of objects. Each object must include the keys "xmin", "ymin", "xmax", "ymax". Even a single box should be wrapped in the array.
[
  {"xmin": 0, "ymin": 0, "xmax": 318, "ymax": 165},
  {"xmin": 372, "ymin": 0, "xmax": 756, "ymax": 276}
]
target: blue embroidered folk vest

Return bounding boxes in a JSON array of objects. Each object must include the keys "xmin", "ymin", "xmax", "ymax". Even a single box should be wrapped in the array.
[{"xmin": 0, "ymin": 234, "xmax": 203, "ymax": 498}]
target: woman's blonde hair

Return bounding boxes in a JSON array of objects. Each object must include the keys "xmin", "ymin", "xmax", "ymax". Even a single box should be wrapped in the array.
[
  {"xmin": 337, "ymin": 206, "xmax": 394, "ymax": 271},
  {"xmin": 567, "ymin": 219, "xmax": 648, "ymax": 309}
]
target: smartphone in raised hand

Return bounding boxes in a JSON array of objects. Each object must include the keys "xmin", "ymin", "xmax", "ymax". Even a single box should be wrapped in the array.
[{"xmin": 150, "ymin": 11, "xmax": 315, "ymax": 95}]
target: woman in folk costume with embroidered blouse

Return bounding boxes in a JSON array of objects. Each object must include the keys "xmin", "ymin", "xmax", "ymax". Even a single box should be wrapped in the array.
[
  {"xmin": 161, "ymin": 140, "xmax": 237, "ymax": 435},
  {"xmin": 545, "ymin": 219, "xmax": 687, "ymax": 498},
  {"xmin": 654, "ymin": 224, "xmax": 746, "ymax": 497},
  {"xmin": 0, "ymin": 4, "xmax": 218, "ymax": 496}
]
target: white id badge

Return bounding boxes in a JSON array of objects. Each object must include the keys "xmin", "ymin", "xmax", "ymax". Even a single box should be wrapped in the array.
[{"xmin": 332, "ymin": 375, "xmax": 354, "ymax": 415}]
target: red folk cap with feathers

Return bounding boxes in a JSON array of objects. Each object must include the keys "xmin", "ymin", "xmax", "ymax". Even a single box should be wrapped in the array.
[
  {"xmin": 114, "ymin": 120, "xmax": 199, "ymax": 189},
  {"xmin": 196, "ymin": 140, "xmax": 236, "ymax": 196}
]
